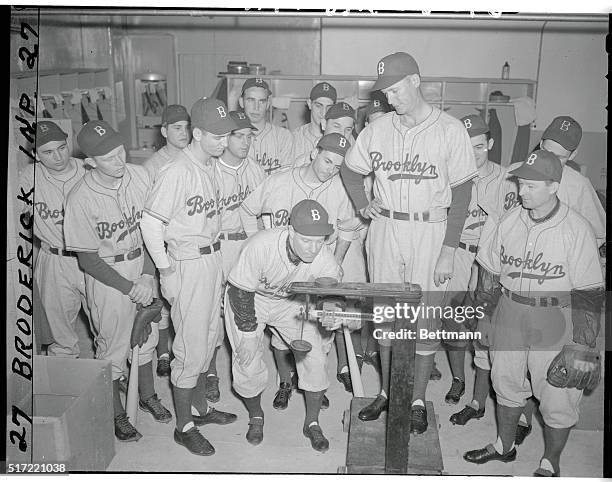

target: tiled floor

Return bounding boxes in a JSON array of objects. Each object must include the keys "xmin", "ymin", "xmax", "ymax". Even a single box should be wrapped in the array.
[{"xmin": 74, "ymin": 317, "xmax": 603, "ymax": 476}]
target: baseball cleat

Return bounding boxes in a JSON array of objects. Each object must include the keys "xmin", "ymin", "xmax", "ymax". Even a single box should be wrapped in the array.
[
  {"xmin": 174, "ymin": 427, "xmax": 215, "ymax": 456},
  {"xmin": 156, "ymin": 356, "xmax": 171, "ymax": 377},
  {"xmin": 114, "ymin": 413, "xmax": 142, "ymax": 442},
  {"xmin": 410, "ymin": 405, "xmax": 428, "ymax": 434},
  {"xmin": 246, "ymin": 417, "xmax": 264, "ymax": 445},
  {"xmin": 193, "ymin": 407, "xmax": 237, "ymax": 426},
  {"xmin": 205, "ymin": 375, "xmax": 220, "ymax": 403},
  {"xmin": 445, "ymin": 377, "xmax": 465, "ymax": 404},
  {"xmin": 450, "ymin": 405, "xmax": 485, "ymax": 425},
  {"xmin": 337, "ymin": 371, "xmax": 353, "ymax": 393},
  {"xmin": 358, "ymin": 394, "xmax": 388, "ymax": 421},
  {"xmin": 303, "ymin": 424, "xmax": 329, "ymax": 453},
  {"xmin": 272, "ymin": 382, "xmax": 292, "ymax": 410},
  {"xmin": 139, "ymin": 394, "xmax": 172, "ymax": 423},
  {"xmin": 515, "ymin": 423, "xmax": 532, "ymax": 445},
  {"xmin": 464, "ymin": 444, "xmax": 517, "ymax": 464},
  {"xmin": 321, "ymin": 394, "xmax": 330, "ymax": 410}
]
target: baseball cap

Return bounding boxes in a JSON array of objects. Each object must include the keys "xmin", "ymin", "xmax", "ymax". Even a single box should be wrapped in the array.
[
  {"xmin": 373, "ymin": 52, "xmax": 420, "ymax": 91},
  {"xmin": 542, "ymin": 116, "xmax": 582, "ymax": 151},
  {"xmin": 241, "ymin": 78, "xmax": 272, "ymax": 96},
  {"xmin": 310, "ymin": 82, "xmax": 337, "ymax": 103},
  {"xmin": 461, "ymin": 114, "xmax": 489, "ymax": 137},
  {"xmin": 316, "ymin": 133, "xmax": 350, "ymax": 158},
  {"xmin": 36, "ymin": 121, "xmax": 68, "ymax": 149},
  {"xmin": 190, "ymin": 98, "xmax": 238, "ymax": 135},
  {"xmin": 162, "ymin": 104, "xmax": 190, "ymax": 125},
  {"xmin": 290, "ymin": 199, "xmax": 334, "ymax": 237},
  {"xmin": 77, "ymin": 120, "xmax": 124, "ymax": 157},
  {"xmin": 229, "ymin": 111, "xmax": 257, "ymax": 131},
  {"xmin": 325, "ymin": 102, "xmax": 355, "ymax": 121},
  {"xmin": 366, "ymin": 92, "xmax": 392, "ymax": 118},
  {"xmin": 509, "ymin": 150, "xmax": 563, "ymax": 183}
]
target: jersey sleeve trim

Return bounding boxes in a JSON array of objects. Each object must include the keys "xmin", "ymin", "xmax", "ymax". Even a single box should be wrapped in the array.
[{"xmin": 143, "ymin": 208, "xmax": 170, "ymax": 225}]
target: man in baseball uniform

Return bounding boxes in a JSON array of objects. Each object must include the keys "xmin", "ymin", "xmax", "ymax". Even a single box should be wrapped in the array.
[
  {"xmin": 143, "ymin": 104, "xmax": 191, "ymax": 377},
  {"xmin": 340, "ymin": 52, "xmax": 477, "ymax": 434},
  {"xmin": 19, "ymin": 121, "xmax": 90, "ymax": 358},
  {"xmin": 442, "ymin": 115, "xmax": 505, "ymax": 419},
  {"xmin": 205, "ymin": 110, "xmax": 266, "ymax": 403},
  {"xmin": 240, "ymin": 78, "xmax": 294, "ymax": 175},
  {"xmin": 240, "ymin": 132, "xmax": 360, "ymax": 406},
  {"xmin": 365, "ymin": 92, "xmax": 392, "ymax": 125},
  {"xmin": 64, "ymin": 120, "xmax": 171, "ymax": 442},
  {"xmin": 140, "ymin": 98, "xmax": 238, "ymax": 456},
  {"xmin": 225, "ymin": 199, "xmax": 342, "ymax": 451},
  {"xmin": 291, "ymin": 82, "xmax": 337, "ymax": 160},
  {"xmin": 464, "ymin": 150, "xmax": 603, "ymax": 476}
]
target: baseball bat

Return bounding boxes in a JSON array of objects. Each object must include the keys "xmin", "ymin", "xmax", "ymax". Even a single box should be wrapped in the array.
[
  {"xmin": 126, "ymin": 345, "xmax": 140, "ymax": 424},
  {"xmin": 343, "ymin": 326, "xmax": 364, "ymax": 397}
]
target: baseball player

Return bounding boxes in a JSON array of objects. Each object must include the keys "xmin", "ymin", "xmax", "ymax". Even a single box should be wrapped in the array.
[
  {"xmin": 291, "ymin": 82, "xmax": 337, "ymax": 160},
  {"xmin": 438, "ymin": 115, "xmax": 504, "ymax": 415},
  {"xmin": 464, "ymin": 150, "xmax": 603, "ymax": 477},
  {"xmin": 204, "ymin": 110, "xmax": 266, "ymax": 403},
  {"xmin": 340, "ymin": 52, "xmax": 477, "ymax": 434},
  {"xmin": 239, "ymin": 78, "xmax": 294, "ymax": 175},
  {"xmin": 142, "ymin": 104, "xmax": 191, "ymax": 377},
  {"xmin": 501, "ymin": 116, "xmax": 605, "ymax": 246},
  {"xmin": 140, "ymin": 98, "xmax": 238, "ymax": 456},
  {"xmin": 365, "ymin": 91, "xmax": 393, "ymax": 125},
  {"xmin": 224, "ymin": 199, "xmax": 343, "ymax": 451},
  {"xmin": 239, "ymin": 132, "xmax": 361, "ymax": 406},
  {"xmin": 64, "ymin": 120, "xmax": 172, "ymax": 442},
  {"xmin": 19, "ymin": 121, "xmax": 90, "ymax": 358}
]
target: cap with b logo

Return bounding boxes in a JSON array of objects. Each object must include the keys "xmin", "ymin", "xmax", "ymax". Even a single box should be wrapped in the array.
[
  {"xmin": 162, "ymin": 104, "xmax": 190, "ymax": 126},
  {"xmin": 373, "ymin": 52, "xmax": 420, "ymax": 91},
  {"xmin": 461, "ymin": 114, "xmax": 489, "ymax": 138},
  {"xmin": 190, "ymin": 98, "xmax": 238, "ymax": 135},
  {"xmin": 310, "ymin": 82, "xmax": 337, "ymax": 103},
  {"xmin": 317, "ymin": 133, "xmax": 350, "ymax": 158},
  {"xmin": 241, "ymin": 77, "xmax": 272, "ymax": 96},
  {"xmin": 325, "ymin": 102, "xmax": 355, "ymax": 121},
  {"xmin": 229, "ymin": 110, "xmax": 258, "ymax": 131},
  {"xmin": 290, "ymin": 199, "xmax": 334, "ymax": 236},
  {"xmin": 366, "ymin": 92, "xmax": 392, "ymax": 118},
  {"xmin": 509, "ymin": 150, "xmax": 562, "ymax": 183},
  {"xmin": 77, "ymin": 120, "xmax": 124, "ymax": 157},
  {"xmin": 542, "ymin": 116, "xmax": 582, "ymax": 151},
  {"xmin": 36, "ymin": 121, "xmax": 68, "ymax": 149}
]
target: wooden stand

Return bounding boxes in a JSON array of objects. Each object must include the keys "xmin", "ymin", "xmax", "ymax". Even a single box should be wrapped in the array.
[{"xmin": 287, "ymin": 282, "xmax": 443, "ymax": 475}]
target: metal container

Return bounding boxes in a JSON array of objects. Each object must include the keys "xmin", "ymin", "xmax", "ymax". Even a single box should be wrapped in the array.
[
  {"xmin": 227, "ymin": 61, "xmax": 248, "ymax": 74},
  {"xmin": 248, "ymin": 63, "xmax": 266, "ymax": 75}
]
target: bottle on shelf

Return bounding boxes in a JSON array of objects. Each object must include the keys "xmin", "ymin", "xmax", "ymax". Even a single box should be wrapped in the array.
[{"xmin": 502, "ymin": 61, "xmax": 510, "ymax": 80}]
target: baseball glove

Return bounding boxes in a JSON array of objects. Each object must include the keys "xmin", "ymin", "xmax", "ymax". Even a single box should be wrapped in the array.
[
  {"xmin": 130, "ymin": 298, "xmax": 163, "ymax": 349},
  {"xmin": 227, "ymin": 283, "xmax": 257, "ymax": 332},
  {"xmin": 547, "ymin": 344, "xmax": 601, "ymax": 391},
  {"xmin": 473, "ymin": 265, "xmax": 502, "ymax": 318},
  {"xmin": 571, "ymin": 288, "xmax": 604, "ymax": 348}
]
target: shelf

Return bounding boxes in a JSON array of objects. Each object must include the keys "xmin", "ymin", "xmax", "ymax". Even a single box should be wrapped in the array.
[{"xmin": 11, "ymin": 67, "xmax": 110, "ymax": 79}]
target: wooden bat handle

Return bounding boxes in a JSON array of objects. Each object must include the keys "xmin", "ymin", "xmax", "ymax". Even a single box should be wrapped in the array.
[
  {"xmin": 343, "ymin": 326, "xmax": 364, "ymax": 397},
  {"xmin": 126, "ymin": 345, "xmax": 140, "ymax": 424}
]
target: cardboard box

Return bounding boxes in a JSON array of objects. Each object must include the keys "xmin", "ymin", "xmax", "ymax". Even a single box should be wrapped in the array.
[{"xmin": 31, "ymin": 356, "xmax": 115, "ymax": 470}]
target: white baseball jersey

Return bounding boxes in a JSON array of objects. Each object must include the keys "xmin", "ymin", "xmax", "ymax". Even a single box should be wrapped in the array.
[
  {"xmin": 499, "ymin": 163, "xmax": 606, "ymax": 244},
  {"xmin": 240, "ymin": 167, "xmax": 360, "ymax": 243},
  {"xmin": 345, "ymin": 109, "xmax": 477, "ymax": 213},
  {"xmin": 142, "ymin": 145, "xmax": 176, "ymax": 184},
  {"xmin": 291, "ymin": 122, "xmax": 321, "ymax": 162},
  {"xmin": 228, "ymin": 227, "xmax": 342, "ymax": 300},
  {"xmin": 19, "ymin": 158, "xmax": 87, "ymax": 248},
  {"xmin": 248, "ymin": 122, "xmax": 294, "ymax": 175},
  {"xmin": 477, "ymin": 202, "xmax": 603, "ymax": 293}
]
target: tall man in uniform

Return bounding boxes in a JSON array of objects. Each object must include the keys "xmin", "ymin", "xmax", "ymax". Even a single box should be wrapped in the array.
[
  {"xmin": 140, "ymin": 99, "xmax": 238, "ymax": 456},
  {"xmin": 464, "ymin": 150, "xmax": 603, "ymax": 476},
  {"xmin": 340, "ymin": 52, "xmax": 477, "ymax": 433},
  {"xmin": 240, "ymin": 132, "xmax": 360, "ymax": 407},
  {"xmin": 143, "ymin": 104, "xmax": 191, "ymax": 377},
  {"xmin": 291, "ymin": 82, "xmax": 337, "ymax": 160},
  {"xmin": 225, "ymin": 200, "xmax": 343, "ymax": 451},
  {"xmin": 240, "ymin": 78, "xmax": 294, "ymax": 175},
  {"xmin": 205, "ymin": 110, "xmax": 266, "ymax": 402},
  {"xmin": 19, "ymin": 121, "xmax": 90, "ymax": 358},
  {"xmin": 64, "ymin": 120, "xmax": 172, "ymax": 442}
]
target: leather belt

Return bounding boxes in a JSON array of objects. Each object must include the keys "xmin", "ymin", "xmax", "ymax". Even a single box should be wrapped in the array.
[
  {"xmin": 459, "ymin": 242, "xmax": 478, "ymax": 254},
  {"xmin": 48, "ymin": 247, "xmax": 77, "ymax": 257},
  {"xmin": 502, "ymin": 287, "xmax": 561, "ymax": 307},
  {"xmin": 379, "ymin": 208, "xmax": 430, "ymax": 222},
  {"xmin": 108, "ymin": 248, "xmax": 142, "ymax": 263},
  {"xmin": 218, "ymin": 232, "xmax": 247, "ymax": 241},
  {"xmin": 199, "ymin": 241, "xmax": 221, "ymax": 255}
]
